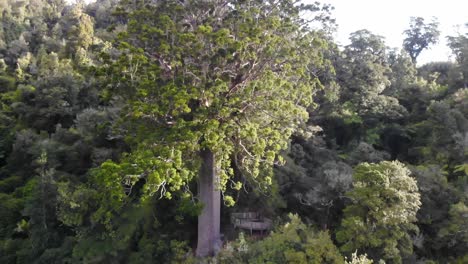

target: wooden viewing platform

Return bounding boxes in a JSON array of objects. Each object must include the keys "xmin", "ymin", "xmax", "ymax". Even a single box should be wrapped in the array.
[{"xmin": 231, "ymin": 212, "xmax": 272, "ymax": 235}]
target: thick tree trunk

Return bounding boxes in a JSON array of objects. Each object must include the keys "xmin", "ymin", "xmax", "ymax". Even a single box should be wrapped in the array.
[{"xmin": 196, "ymin": 149, "xmax": 221, "ymax": 257}]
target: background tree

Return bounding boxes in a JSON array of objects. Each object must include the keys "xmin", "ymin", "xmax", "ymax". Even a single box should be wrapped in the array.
[
  {"xmin": 275, "ymin": 133, "xmax": 353, "ymax": 230},
  {"xmin": 316, "ymin": 29, "xmax": 407, "ymax": 151},
  {"xmin": 447, "ymin": 24, "xmax": 468, "ymax": 88},
  {"xmin": 437, "ymin": 202, "xmax": 468, "ymax": 258},
  {"xmin": 336, "ymin": 161, "xmax": 421, "ymax": 263},
  {"xmin": 59, "ymin": 3, "xmax": 94, "ymax": 57},
  {"xmin": 339, "ymin": 30, "xmax": 406, "ymax": 124},
  {"xmin": 403, "ymin": 17, "xmax": 440, "ymax": 63}
]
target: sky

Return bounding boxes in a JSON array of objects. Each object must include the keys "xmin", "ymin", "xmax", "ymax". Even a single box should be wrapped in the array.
[{"xmin": 318, "ymin": 0, "xmax": 468, "ymax": 65}]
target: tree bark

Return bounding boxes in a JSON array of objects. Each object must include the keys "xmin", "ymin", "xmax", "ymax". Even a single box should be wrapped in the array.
[{"xmin": 196, "ymin": 149, "xmax": 221, "ymax": 257}]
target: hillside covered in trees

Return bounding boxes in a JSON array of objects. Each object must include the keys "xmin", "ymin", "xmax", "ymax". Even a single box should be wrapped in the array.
[{"xmin": 0, "ymin": 0, "xmax": 467, "ymax": 263}]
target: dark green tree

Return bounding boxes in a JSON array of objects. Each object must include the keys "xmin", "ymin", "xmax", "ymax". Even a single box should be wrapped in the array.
[
  {"xmin": 336, "ymin": 161, "xmax": 421, "ymax": 263},
  {"xmin": 60, "ymin": 3, "xmax": 94, "ymax": 57},
  {"xmin": 403, "ymin": 17, "xmax": 440, "ymax": 64},
  {"xmin": 437, "ymin": 202, "xmax": 468, "ymax": 257},
  {"xmin": 340, "ymin": 30, "xmax": 406, "ymax": 122},
  {"xmin": 447, "ymin": 24, "xmax": 468, "ymax": 89}
]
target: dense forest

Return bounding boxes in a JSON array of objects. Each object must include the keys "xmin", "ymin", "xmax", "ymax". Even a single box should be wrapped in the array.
[{"xmin": 0, "ymin": 0, "xmax": 467, "ymax": 263}]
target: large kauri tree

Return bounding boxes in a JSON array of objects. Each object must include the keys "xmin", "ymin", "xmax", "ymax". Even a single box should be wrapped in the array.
[{"xmin": 95, "ymin": 0, "xmax": 329, "ymax": 257}]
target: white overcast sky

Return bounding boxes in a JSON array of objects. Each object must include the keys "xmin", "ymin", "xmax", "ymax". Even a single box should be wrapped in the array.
[{"xmin": 319, "ymin": 0, "xmax": 468, "ymax": 65}]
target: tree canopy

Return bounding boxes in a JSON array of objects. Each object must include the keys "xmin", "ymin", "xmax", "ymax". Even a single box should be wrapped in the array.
[
  {"xmin": 403, "ymin": 17, "xmax": 440, "ymax": 63},
  {"xmin": 0, "ymin": 0, "xmax": 467, "ymax": 263},
  {"xmin": 336, "ymin": 161, "xmax": 421, "ymax": 263}
]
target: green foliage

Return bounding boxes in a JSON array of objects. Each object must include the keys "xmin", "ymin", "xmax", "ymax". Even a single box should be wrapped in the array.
[
  {"xmin": 94, "ymin": 0, "xmax": 329, "ymax": 206},
  {"xmin": 447, "ymin": 24, "xmax": 468, "ymax": 88},
  {"xmin": 338, "ymin": 102, "xmax": 363, "ymax": 125},
  {"xmin": 0, "ymin": 75, "xmax": 15, "ymax": 92},
  {"xmin": 0, "ymin": 193, "xmax": 23, "ymax": 237},
  {"xmin": 274, "ymin": 135, "xmax": 353, "ymax": 229},
  {"xmin": 403, "ymin": 17, "xmax": 440, "ymax": 63},
  {"xmin": 218, "ymin": 214, "xmax": 344, "ymax": 264},
  {"xmin": 337, "ymin": 161, "xmax": 421, "ymax": 263},
  {"xmin": 61, "ymin": 4, "xmax": 95, "ymax": 57},
  {"xmin": 68, "ymin": 196, "xmax": 198, "ymax": 263},
  {"xmin": 454, "ymin": 163, "xmax": 468, "ymax": 176},
  {"xmin": 345, "ymin": 252, "xmax": 374, "ymax": 264},
  {"xmin": 57, "ymin": 182, "xmax": 96, "ymax": 227},
  {"xmin": 0, "ymin": 175, "xmax": 22, "ymax": 193},
  {"xmin": 437, "ymin": 202, "xmax": 468, "ymax": 257},
  {"xmin": 0, "ymin": 0, "xmax": 466, "ymax": 263}
]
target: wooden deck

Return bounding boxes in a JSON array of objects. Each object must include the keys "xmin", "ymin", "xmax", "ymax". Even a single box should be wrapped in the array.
[{"xmin": 231, "ymin": 212, "xmax": 272, "ymax": 235}]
